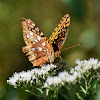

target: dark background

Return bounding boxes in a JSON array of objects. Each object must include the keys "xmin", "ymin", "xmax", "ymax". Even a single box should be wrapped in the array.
[{"xmin": 0, "ymin": 0, "xmax": 100, "ymax": 100}]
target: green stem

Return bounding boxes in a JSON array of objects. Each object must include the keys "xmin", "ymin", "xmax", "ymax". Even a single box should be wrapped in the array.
[
  {"xmin": 88, "ymin": 77, "xmax": 92, "ymax": 86},
  {"xmin": 85, "ymin": 80, "xmax": 88, "ymax": 94},
  {"xmin": 80, "ymin": 86, "xmax": 86, "ymax": 94},
  {"xmin": 76, "ymin": 93, "xmax": 84, "ymax": 100}
]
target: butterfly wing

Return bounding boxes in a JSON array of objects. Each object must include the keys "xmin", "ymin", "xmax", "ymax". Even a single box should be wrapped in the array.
[
  {"xmin": 49, "ymin": 14, "xmax": 70, "ymax": 57},
  {"xmin": 21, "ymin": 18, "xmax": 54, "ymax": 67}
]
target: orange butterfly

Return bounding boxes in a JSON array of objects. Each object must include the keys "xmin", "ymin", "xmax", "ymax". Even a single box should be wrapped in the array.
[{"xmin": 21, "ymin": 14, "xmax": 70, "ymax": 67}]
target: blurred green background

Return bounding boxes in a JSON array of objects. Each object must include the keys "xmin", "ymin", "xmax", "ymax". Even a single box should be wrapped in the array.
[{"xmin": 0, "ymin": 0, "xmax": 100, "ymax": 100}]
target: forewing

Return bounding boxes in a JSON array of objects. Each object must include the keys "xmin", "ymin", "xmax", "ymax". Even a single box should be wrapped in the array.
[
  {"xmin": 21, "ymin": 18, "xmax": 54, "ymax": 67},
  {"xmin": 21, "ymin": 18, "xmax": 50, "ymax": 45},
  {"xmin": 49, "ymin": 14, "xmax": 70, "ymax": 52}
]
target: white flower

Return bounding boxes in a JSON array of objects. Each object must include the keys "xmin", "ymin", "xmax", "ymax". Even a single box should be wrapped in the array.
[
  {"xmin": 7, "ymin": 64, "xmax": 57, "ymax": 87},
  {"xmin": 7, "ymin": 72, "xmax": 20, "ymax": 86},
  {"xmin": 44, "ymin": 83, "xmax": 48, "ymax": 88},
  {"xmin": 44, "ymin": 76, "xmax": 62, "ymax": 87},
  {"xmin": 44, "ymin": 77, "xmax": 53, "ymax": 86},
  {"xmin": 7, "ymin": 58, "xmax": 100, "ymax": 89},
  {"xmin": 70, "ymin": 68, "xmax": 75, "ymax": 74},
  {"xmin": 43, "ymin": 58, "xmax": 100, "ymax": 88}
]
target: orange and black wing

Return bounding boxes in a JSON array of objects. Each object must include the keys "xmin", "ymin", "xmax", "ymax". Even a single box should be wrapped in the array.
[
  {"xmin": 49, "ymin": 14, "xmax": 70, "ymax": 55},
  {"xmin": 21, "ymin": 18, "xmax": 54, "ymax": 67}
]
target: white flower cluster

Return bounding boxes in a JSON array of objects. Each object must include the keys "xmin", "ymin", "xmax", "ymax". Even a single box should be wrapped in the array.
[
  {"xmin": 7, "ymin": 64, "xmax": 57, "ymax": 87},
  {"xmin": 44, "ymin": 58, "xmax": 100, "ymax": 88},
  {"xmin": 7, "ymin": 58, "xmax": 100, "ymax": 89}
]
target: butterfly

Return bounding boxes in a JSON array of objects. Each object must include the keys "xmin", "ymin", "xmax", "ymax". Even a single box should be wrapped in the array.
[{"xmin": 21, "ymin": 14, "xmax": 70, "ymax": 67}]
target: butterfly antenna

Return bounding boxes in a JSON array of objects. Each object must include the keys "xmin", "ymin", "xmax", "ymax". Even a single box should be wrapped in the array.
[{"xmin": 62, "ymin": 43, "xmax": 82, "ymax": 51}]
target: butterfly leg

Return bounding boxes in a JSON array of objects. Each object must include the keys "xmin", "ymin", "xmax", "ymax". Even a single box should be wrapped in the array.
[
  {"xmin": 54, "ymin": 62, "xmax": 65, "ymax": 72},
  {"xmin": 54, "ymin": 51, "xmax": 62, "ymax": 61}
]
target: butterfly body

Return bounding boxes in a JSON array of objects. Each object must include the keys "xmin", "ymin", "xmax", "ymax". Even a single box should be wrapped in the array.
[{"xmin": 21, "ymin": 14, "xmax": 70, "ymax": 67}]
